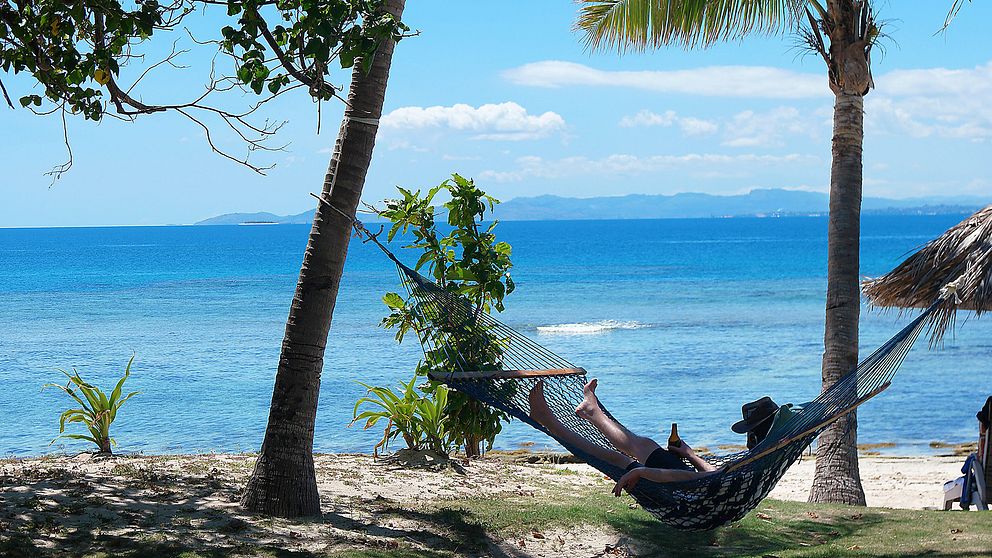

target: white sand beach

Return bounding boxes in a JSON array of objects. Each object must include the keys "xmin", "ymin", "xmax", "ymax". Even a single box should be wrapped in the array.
[{"xmin": 769, "ymin": 454, "xmax": 966, "ymax": 510}]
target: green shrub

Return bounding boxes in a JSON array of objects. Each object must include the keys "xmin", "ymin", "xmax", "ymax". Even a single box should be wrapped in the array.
[
  {"xmin": 44, "ymin": 355, "xmax": 139, "ymax": 454},
  {"xmin": 352, "ymin": 373, "xmax": 455, "ymax": 457},
  {"xmin": 374, "ymin": 174, "xmax": 515, "ymax": 458}
]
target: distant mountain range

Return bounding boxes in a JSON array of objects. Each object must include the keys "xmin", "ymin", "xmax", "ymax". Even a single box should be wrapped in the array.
[
  {"xmin": 195, "ymin": 188, "xmax": 987, "ymax": 225},
  {"xmin": 196, "ymin": 210, "xmax": 316, "ymax": 225}
]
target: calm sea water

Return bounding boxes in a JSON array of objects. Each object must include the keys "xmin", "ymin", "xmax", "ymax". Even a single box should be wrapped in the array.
[{"xmin": 1, "ymin": 216, "xmax": 989, "ymax": 457}]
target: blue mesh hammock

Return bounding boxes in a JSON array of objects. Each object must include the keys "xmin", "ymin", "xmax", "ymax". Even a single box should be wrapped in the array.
[{"xmin": 346, "ymin": 214, "xmax": 943, "ymax": 531}]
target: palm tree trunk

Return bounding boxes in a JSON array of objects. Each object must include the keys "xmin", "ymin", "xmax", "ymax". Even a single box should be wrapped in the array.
[
  {"xmin": 241, "ymin": 0, "xmax": 406, "ymax": 518},
  {"xmin": 810, "ymin": 92, "xmax": 866, "ymax": 506}
]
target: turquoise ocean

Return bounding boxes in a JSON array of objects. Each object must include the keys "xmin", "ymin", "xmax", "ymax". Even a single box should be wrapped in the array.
[{"xmin": 1, "ymin": 215, "xmax": 989, "ymax": 457}]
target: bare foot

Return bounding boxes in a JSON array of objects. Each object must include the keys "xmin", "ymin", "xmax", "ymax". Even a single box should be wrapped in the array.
[
  {"xmin": 528, "ymin": 381, "xmax": 554, "ymax": 425},
  {"xmin": 575, "ymin": 378, "xmax": 601, "ymax": 419}
]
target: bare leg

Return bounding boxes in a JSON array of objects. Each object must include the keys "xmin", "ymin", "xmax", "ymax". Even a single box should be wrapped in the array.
[
  {"xmin": 575, "ymin": 379, "xmax": 660, "ymax": 463},
  {"xmin": 528, "ymin": 381, "xmax": 635, "ymax": 470}
]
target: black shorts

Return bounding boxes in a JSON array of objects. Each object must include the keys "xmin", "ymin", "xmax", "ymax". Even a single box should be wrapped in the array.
[{"xmin": 625, "ymin": 447, "xmax": 693, "ymax": 473}]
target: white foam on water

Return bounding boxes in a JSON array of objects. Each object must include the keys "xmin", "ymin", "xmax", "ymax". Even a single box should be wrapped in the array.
[{"xmin": 536, "ymin": 320, "xmax": 649, "ymax": 335}]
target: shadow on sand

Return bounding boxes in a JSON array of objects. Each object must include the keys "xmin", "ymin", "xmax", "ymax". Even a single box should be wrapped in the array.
[{"xmin": 1, "ymin": 459, "xmax": 986, "ymax": 558}]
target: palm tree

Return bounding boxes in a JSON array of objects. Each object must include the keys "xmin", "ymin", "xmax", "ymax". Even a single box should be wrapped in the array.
[
  {"xmin": 241, "ymin": 0, "xmax": 407, "ymax": 518},
  {"xmin": 576, "ymin": 0, "xmax": 881, "ymax": 505}
]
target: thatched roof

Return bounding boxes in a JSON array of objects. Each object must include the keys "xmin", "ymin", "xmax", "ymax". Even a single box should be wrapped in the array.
[{"xmin": 863, "ymin": 204, "xmax": 992, "ymax": 343}]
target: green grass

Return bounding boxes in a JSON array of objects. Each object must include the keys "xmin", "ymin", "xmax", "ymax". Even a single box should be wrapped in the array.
[
  {"xmin": 402, "ymin": 492, "xmax": 992, "ymax": 557},
  {"xmin": 4, "ymin": 493, "xmax": 989, "ymax": 558}
]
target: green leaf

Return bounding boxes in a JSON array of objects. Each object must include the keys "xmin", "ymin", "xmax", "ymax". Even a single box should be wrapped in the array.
[
  {"xmin": 52, "ymin": 433, "xmax": 98, "ymax": 445},
  {"xmin": 414, "ymin": 251, "xmax": 433, "ymax": 271},
  {"xmin": 46, "ymin": 357, "xmax": 135, "ymax": 452},
  {"xmin": 237, "ymin": 65, "xmax": 252, "ymax": 84},
  {"xmin": 382, "ymin": 292, "xmax": 405, "ymax": 309}
]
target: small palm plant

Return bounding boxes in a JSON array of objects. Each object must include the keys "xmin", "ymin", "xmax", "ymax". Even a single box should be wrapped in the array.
[
  {"xmin": 353, "ymin": 375, "xmax": 422, "ymax": 456},
  {"xmin": 352, "ymin": 373, "xmax": 454, "ymax": 458},
  {"xmin": 44, "ymin": 355, "xmax": 139, "ymax": 455}
]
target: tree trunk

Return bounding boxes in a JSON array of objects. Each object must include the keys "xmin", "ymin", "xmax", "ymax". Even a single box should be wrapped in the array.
[
  {"xmin": 464, "ymin": 401, "xmax": 481, "ymax": 458},
  {"xmin": 241, "ymin": 0, "xmax": 406, "ymax": 518},
  {"xmin": 810, "ymin": 92, "xmax": 866, "ymax": 506},
  {"xmin": 465, "ymin": 438, "xmax": 480, "ymax": 458},
  {"xmin": 809, "ymin": 0, "xmax": 873, "ymax": 506}
]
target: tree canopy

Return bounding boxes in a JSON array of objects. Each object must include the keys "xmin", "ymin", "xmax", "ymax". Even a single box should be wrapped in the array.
[{"xmin": 1, "ymin": 0, "xmax": 407, "ymax": 175}]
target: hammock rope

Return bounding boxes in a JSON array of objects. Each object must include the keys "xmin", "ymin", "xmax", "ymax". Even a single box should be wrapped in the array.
[
  {"xmin": 394, "ymin": 257, "xmax": 939, "ymax": 530},
  {"xmin": 323, "ymin": 198, "xmax": 945, "ymax": 530}
]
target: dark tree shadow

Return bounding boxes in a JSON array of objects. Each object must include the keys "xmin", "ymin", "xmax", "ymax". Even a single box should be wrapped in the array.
[{"xmin": 2, "ymin": 462, "xmax": 989, "ymax": 558}]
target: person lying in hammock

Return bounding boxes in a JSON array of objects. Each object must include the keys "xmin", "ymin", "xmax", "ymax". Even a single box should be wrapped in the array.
[{"xmin": 529, "ymin": 379, "xmax": 777, "ymax": 496}]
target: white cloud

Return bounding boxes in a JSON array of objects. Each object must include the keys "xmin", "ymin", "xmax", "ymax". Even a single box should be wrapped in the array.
[
  {"xmin": 503, "ymin": 60, "xmax": 827, "ymax": 99},
  {"xmin": 723, "ymin": 107, "xmax": 820, "ymax": 147},
  {"xmin": 878, "ymin": 63, "xmax": 992, "ymax": 98},
  {"xmin": 478, "ymin": 152, "xmax": 813, "ymax": 183},
  {"xmin": 679, "ymin": 117, "xmax": 719, "ymax": 136},
  {"xmin": 381, "ymin": 102, "xmax": 566, "ymax": 141},
  {"xmin": 620, "ymin": 107, "xmax": 817, "ymax": 145},
  {"xmin": 505, "ymin": 59, "xmax": 992, "ymax": 142},
  {"xmin": 619, "ymin": 109, "xmax": 678, "ymax": 128},
  {"xmin": 866, "ymin": 63, "xmax": 992, "ymax": 142},
  {"xmin": 619, "ymin": 110, "xmax": 718, "ymax": 136},
  {"xmin": 384, "ymin": 139, "xmax": 431, "ymax": 152}
]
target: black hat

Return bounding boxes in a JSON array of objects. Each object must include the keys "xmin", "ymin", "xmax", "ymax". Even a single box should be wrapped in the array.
[
  {"xmin": 732, "ymin": 396, "xmax": 779, "ymax": 434},
  {"xmin": 978, "ymin": 396, "xmax": 992, "ymax": 428}
]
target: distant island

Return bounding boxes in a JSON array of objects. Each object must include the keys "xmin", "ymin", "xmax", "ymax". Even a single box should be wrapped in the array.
[
  {"xmin": 195, "ymin": 188, "xmax": 987, "ymax": 225},
  {"xmin": 196, "ymin": 211, "xmax": 316, "ymax": 225}
]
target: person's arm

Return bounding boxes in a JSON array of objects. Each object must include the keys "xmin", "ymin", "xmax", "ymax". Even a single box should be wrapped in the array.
[
  {"xmin": 612, "ymin": 466, "xmax": 717, "ymax": 496},
  {"xmin": 669, "ymin": 442, "xmax": 718, "ymax": 472}
]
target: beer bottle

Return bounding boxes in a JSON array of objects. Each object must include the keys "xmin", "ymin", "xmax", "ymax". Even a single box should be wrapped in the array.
[{"xmin": 668, "ymin": 423, "xmax": 682, "ymax": 448}]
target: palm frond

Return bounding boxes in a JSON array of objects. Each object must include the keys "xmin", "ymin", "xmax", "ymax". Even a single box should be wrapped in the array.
[
  {"xmin": 575, "ymin": 0, "xmax": 807, "ymax": 52},
  {"xmin": 942, "ymin": 0, "xmax": 971, "ymax": 32},
  {"xmin": 864, "ymin": 204, "xmax": 992, "ymax": 345}
]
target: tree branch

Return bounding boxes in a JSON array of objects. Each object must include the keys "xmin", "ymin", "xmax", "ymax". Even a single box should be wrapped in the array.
[
  {"xmin": 4, "ymin": 0, "xmax": 407, "ymax": 177},
  {"xmin": 44, "ymin": 106, "xmax": 73, "ymax": 183},
  {"xmin": 177, "ymin": 108, "xmax": 274, "ymax": 175},
  {"xmin": 247, "ymin": 6, "xmax": 330, "ymax": 98},
  {"xmin": 0, "ymin": 76, "xmax": 13, "ymax": 109}
]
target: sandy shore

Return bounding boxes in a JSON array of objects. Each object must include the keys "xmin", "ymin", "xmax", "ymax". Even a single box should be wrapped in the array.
[
  {"xmin": 768, "ymin": 453, "xmax": 965, "ymax": 509},
  {"xmin": 1, "ymin": 451, "xmax": 967, "ymax": 511},
  {"xmin": 0, "ymin": 451, "xmax": 977, "ymax": 556}
]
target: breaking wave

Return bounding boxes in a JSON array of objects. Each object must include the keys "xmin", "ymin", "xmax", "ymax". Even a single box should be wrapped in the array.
[{"xmin": 536, "ymin": 320, "xmax": 649, "ymax": 335}]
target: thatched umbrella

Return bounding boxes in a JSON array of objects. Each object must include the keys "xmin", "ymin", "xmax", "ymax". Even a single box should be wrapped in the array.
[{"xmin": 863, "ymin": 204, "xmax": 992, "ymax": 344}]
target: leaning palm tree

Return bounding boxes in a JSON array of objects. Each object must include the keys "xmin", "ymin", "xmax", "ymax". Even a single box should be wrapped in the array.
[
  {"xmin": 576, "ymin": 0, "xmax": 882, "ymax": 505},
  {"xmin": 241, "ymin": 0, "xmax": 407, "ymax": 518}
]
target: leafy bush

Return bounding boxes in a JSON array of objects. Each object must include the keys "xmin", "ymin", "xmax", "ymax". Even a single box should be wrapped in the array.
[
  {"xmin": 44, "ymin": 355, "xmax": 139, "ymax": 455},
  {"xmin": 352, "ymin": 373, "xmax": 455, "ymax": 457},
  {"xmin": 374, "ymin": 174, "xmax": 516, "ymax": 458}
]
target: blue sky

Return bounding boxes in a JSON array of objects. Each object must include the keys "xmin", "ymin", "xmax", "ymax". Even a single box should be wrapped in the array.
[{"xmin": 2, "ymin": 1, "xmax": 990, "ymax": 227}]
